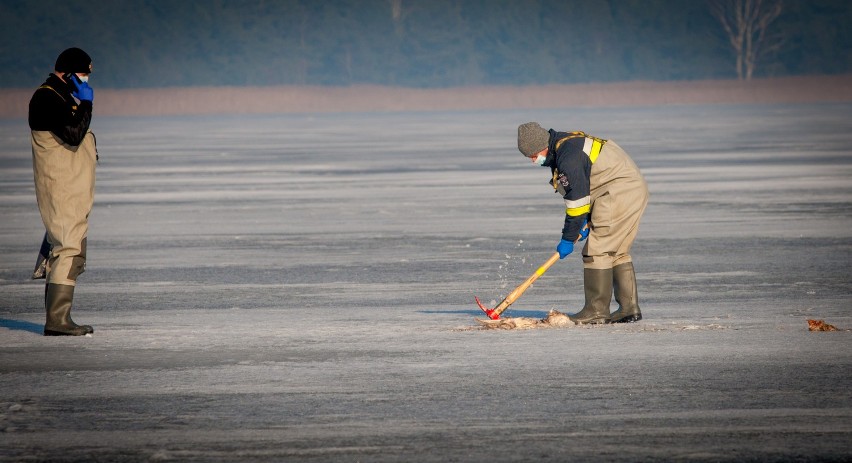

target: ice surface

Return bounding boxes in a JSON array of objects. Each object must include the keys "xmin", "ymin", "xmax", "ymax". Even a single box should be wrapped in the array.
[{"xmin": 1, "ymin": 104, "xmax": 850, "ymax": 461}]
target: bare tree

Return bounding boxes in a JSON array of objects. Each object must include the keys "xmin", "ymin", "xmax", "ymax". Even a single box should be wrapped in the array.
[
  {"xmin": 709, "ymin": 0, "xmax": 783, "ymax": 80},
  {"xmin": 389, "ymin": 0, "xmax": 406, "ymax": 37}
]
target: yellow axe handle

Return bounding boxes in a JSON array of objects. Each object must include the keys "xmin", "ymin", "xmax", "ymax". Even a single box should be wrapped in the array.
[{"xmin": 492, "ymin": 252, "xmax": 561, "ymax": 317}]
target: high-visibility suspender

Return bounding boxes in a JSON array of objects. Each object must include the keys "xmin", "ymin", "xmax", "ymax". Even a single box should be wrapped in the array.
[
  {"xmin": 551, "ymin": 132, "xmax": 607, "ymax": 193},
  {"xmin": 554, "ymin": 131, "xmax": 606, "ymax": 163},
  {"xmin": 39, "ymin": 85, "xmax": 65, "ymax": 101},
  {"xmin": 38, "ymin": 84, "xmax": 77, "ymax": 110}
]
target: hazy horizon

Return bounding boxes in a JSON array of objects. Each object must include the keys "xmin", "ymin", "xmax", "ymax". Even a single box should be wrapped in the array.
[{"xmin": 3, "ymin": 0, "xmax": 851, "ymax": 90}]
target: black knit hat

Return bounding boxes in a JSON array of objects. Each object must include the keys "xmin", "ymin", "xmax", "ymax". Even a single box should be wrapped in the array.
[
  {"xmin": 517, "ymin": 122, "xmax": 550, "ymax": 157},
  {"xmin": 55, "ymin": 48, "xmax": 92, "ymax": 74}
]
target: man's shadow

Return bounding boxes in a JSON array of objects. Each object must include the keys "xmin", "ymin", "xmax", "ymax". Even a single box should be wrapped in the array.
[{"xmin": 0, "ymin": 318, "xmax": 44, "ymax": 335}]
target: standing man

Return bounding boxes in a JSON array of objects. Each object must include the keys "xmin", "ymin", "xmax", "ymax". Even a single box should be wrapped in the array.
[
  {"xmin": 28, "ymin": 47, "xmax": 97, "ymax": 336},
  {"xmin": 517, "ymin": 122, "xmax": 649, "ymax": 324}
]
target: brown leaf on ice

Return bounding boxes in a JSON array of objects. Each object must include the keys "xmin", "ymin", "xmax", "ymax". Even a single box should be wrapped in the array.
[{"xmin": 807, "ymin": 319, "xmax": 838, "ymax": 332}]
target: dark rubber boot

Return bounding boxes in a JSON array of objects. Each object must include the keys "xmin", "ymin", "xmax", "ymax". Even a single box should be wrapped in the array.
[
  {"xmin": 569, "ymin": 268, "xmax": 613, "ymax": 325},
  {"xmin": 611, "ymin": 262, "xmax": 642, "ymax": 323},
  {"xmin": 44, "ymin": 283, "xmax": 94, "ymax": 336}
]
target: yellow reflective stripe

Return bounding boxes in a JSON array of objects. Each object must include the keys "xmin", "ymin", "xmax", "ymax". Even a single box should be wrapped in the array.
[
  {"xmin": 582, "ymin": 137, "xmax": 605, "ymax": 163},
  {"xmin": 566, "ymin": 204, "xmax": 590, "ymax": 216},
  {"xmin": 589, "ymin": 139, "xmax": 603, "ymax": 163},
  {"xmin": 565, "ymin": 196, "xmax": 589, "ymax": 216}
]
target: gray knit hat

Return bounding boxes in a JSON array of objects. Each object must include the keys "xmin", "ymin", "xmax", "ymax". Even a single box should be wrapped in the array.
[{"xmin": 517, "ymin": 122, "xmax": 550, "ymax": 157}]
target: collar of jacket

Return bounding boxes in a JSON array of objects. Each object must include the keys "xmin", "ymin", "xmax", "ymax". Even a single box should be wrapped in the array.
[
  {"xmin": 45, "ymin": 73, "xmax": 74, "ymax": 97},
  {"xmin": 542, "ymin": 129, "xmax": 558, "ymax": 168}
]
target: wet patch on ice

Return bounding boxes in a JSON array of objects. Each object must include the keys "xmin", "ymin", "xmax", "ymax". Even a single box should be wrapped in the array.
[
  {"xmin": 458, "ymin": 318, "xmax": 738, "ymax": 332},
  {"xmin": 610, "ymin": 322, "xmax": 730, "ymax": 332},
  {"xmin": 461, "ymin": 309, "xmax": 576, "ymax": 330}
]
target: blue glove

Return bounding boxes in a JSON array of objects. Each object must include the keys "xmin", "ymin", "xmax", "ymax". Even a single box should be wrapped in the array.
[
  {"xmin": 578, "ymin": 219, "xmax": 590, "ymax": 242},
  {"xmin": 556, "ymin": 239, "xmax": 574, "ymax": 259},
  {"xmin": 71, "ymin": 78, "xmax": 93, "ymax": 102}
]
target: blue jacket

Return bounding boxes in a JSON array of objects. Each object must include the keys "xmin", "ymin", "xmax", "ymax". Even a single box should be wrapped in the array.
[{"xmin": 543, "ymin": 129, "xmax": 604, "ymax": 242}]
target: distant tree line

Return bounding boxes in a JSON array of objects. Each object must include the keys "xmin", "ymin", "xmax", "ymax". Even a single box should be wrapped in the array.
[{"xmin": 1, "ymin": 0, "xmax": 850, "ymax": 89}]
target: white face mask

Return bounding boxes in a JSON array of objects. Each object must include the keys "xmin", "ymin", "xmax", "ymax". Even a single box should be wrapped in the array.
[
  {"xmin": 534, "ymin": 154, "xmax": 547, "ymax": 166},
  {"xmin": 76, "ymin": 75, "xmax": 89, "ymax": 83}
]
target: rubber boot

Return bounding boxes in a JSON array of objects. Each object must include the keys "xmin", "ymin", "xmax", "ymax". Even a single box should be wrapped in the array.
[
  {"xmin": 44, "ymin": 283, "xmax": 94, "ymax": 336},
  {"xmin": 568, "ymin": 268, "xmax": 613, "ymax": 324},
  {"xmin": 611, "ymin": 262, "xmax": 642, "ymax": 323}
]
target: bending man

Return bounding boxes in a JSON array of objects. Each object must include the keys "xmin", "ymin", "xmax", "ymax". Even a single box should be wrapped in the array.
[{"xmin": 517, "ymin": 122, "xmax": 649, "ymax": 324}]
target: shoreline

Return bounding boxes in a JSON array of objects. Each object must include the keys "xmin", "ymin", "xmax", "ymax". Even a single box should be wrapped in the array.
[{"xmin": 2, "ymin": 74, "xmax": 851, "ymax": 118}]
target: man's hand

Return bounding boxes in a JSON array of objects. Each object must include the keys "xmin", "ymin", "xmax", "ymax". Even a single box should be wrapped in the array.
[
  {"xmin": 71, "ymin": 78, "xmax": 93, "ymax": 102},
  {"xmin": 578, "ymin": 218, "xmax": 590, "ymax": 241},
  {"xmin": 556, "ymin": 239, "xmax": 574, "ymax": 259}
]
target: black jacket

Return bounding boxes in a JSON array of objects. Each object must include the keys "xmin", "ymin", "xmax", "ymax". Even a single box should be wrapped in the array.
[
  {"xmin": 544, "ymin": 129, "xmax": 593, "ymax": 242},
  {"xmin": 28, "ymin": 74, "xmax": 92, "ymax": 146}
]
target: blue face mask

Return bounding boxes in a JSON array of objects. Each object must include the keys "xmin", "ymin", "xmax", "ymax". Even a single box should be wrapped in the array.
[
  {"xmin": 534, "ymin": 154, "xmax": 547, "ymax": 166},
  {"xmin": 77, "ymin": 75, "xmax": 89, "ymax": 83}
]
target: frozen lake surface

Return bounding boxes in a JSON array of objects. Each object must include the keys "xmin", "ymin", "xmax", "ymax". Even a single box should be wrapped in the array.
[{"xmin": 1, "ymin": 104, "xmax": 851, "ymax": 462}]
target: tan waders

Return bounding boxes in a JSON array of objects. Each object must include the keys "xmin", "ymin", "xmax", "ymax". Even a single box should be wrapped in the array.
[
  {"xmin": 44, "ymin": 283, "xmax": 93, "ymax": 336},
  {"xmin": 611, "ymin": 262, "xmax": 641, "ymax": 323},
  {"xmin": 568, "ymin": 268, "xmax": 613, "ymax": 324},
  {"xmin": 32, "ymin": 130, "xmax": 97, "ymax": 336},
  {"xmin": 578, "ymin": 141, "xmax": 649, "ymax": 324}
]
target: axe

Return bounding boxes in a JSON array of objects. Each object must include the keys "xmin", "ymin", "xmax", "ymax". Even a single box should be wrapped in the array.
[{"xmin": 475, "ymin": 252, "xmax": 561, "ymax": 320}]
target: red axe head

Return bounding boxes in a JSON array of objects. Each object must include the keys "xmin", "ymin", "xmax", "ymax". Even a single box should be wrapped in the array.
[{"xmin": 475, "ymin": 296, "xmax": 501, "ymax": 320}]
